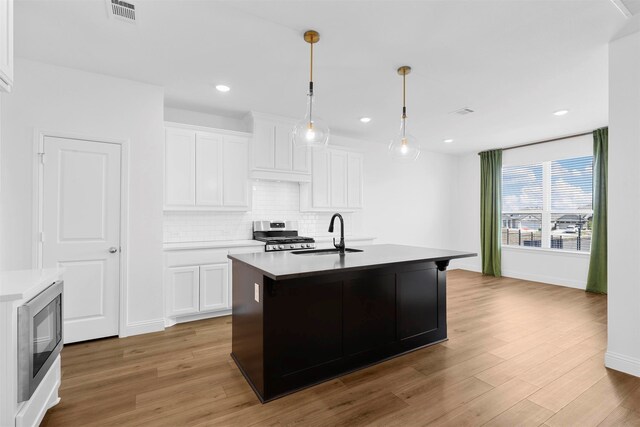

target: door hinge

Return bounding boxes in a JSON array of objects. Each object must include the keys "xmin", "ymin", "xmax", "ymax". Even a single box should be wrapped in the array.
[
  {"xmin": 38, "ymin": 152, "xmax": 46, "ymax": 164},
  {"xmin": 39, "ymin": 231, "xmax": 45, "ymax": 242}
]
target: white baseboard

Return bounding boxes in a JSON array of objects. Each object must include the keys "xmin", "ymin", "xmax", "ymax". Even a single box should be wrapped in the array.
[
  {"xmin": 448, "ymin": 264, "xmax": 586, "ymax": 290},
  {"xmin": 165, "ymin": 309, "xmax": 231, "ymax": 328},
  {"xmin": 605, "ymin": 351, "xmax": 640, "ymax": 377},
  {"xmin": 501, "ymin": 269, "xmax": 586, "ymax": 290},
  {"xmin": 122, "ymin": 318, "xmax": 165, "ymax": 337},
  {"xmin": 450, "ymin": 263, "xmax": 481, "ymax": 273}
]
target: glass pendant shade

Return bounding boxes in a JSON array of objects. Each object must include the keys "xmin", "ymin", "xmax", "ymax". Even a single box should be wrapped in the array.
[
  {"xmin": 389, "ymin": 117, "xmax": 421, "ymax": 161},
  {"xmin": 293, "ymin": 93, "xmax": 329, "ymax": 147},
  {"xmin": 388, "ymin": 65, "xmax": 420, "ymax": 161}
]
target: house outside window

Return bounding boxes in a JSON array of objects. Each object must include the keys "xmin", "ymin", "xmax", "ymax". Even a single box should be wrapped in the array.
[{"xmin": 502, "ymin": 156, "xmax": 593, "ymax": 252}]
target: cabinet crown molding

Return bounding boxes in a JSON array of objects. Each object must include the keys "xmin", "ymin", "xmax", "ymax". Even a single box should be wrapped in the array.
[{"xmin": 164, "ymin": 121, "xmax": 251, "ymax": 138}]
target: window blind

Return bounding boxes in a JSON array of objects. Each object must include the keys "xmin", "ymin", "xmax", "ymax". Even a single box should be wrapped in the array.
[
  {"xmin": 550, "ymin": 156, "xmax": 593, "ymax": 211},
  {"xmin": 502, "ymin": 164, "xmax": 543, "ymax": 211}
]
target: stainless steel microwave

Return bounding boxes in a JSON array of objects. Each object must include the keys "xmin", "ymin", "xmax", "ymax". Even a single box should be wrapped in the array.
[{"xmin": 17, "ymin": 280, "xmax": 64, "ymax": 402}]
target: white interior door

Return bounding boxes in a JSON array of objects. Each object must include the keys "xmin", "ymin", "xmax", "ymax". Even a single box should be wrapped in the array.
[{"xmin": 42, "ymin": 136, "xmax": 121, "ymax": 343}]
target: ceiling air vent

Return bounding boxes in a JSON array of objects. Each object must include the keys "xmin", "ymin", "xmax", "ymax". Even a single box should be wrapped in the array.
[
  {"xmin": 106, "ymin": 0, "xmax": 137, "ymax": 23},
  {"xmin": 452, "ymin": 107, "xmax": 475, "ymax": 116}
]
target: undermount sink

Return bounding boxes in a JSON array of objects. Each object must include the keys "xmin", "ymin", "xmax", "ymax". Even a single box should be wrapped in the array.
[{"xmin": 291, "ymin": 248, "xmax": 364, "ymax": 255}]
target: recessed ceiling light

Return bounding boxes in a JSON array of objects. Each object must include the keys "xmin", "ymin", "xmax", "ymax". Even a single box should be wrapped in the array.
[
  {"xmin": 443, "ymin": 139, "xmax": 454, "ymax": 143},
  {"xmin": 359, "ymin": 117, "xmax": 372, "ymax": 123},
  {"xmin": 553, "ymin": 109, "xmax": 569, "ymax": 116},
  {"xmin": 215, "ymin": 84, "xmax": 230, "ymax": 93}
]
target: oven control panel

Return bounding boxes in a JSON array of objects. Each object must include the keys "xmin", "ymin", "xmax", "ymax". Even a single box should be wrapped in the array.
[{"xmin": 265, "ymin": 242, "xmax": 316, "ymax": 252}]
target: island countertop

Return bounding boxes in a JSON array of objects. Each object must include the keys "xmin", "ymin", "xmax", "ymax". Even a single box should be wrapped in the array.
[{"xmin": 227, "ymin": 244, "xmax": 476, "ymax": 280}]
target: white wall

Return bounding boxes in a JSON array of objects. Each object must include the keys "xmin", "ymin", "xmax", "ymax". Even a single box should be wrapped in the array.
[
  {"xmin": 450, "ymin": 136, "xmax": 594, "ymax": 290},
  {"xmin": 330, "ymin": 135, "xmax": 458, "ymax": 249},
  {"xmin": 606, "ymin": 25, "xmax": 640, "ymax": 377},
  {"xmin": 0, "ymin": 59, "xmax": 166, "ymax": 335}
]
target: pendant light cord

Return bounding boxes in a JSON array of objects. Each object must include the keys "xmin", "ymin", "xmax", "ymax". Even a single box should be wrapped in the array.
[
  {"xmin": 402, "ymin": 73, "xmax": 407, "ymax": 119},
  {"xmin": 309, "ymin": 41, "xmax": 314, "ymax": 96}
]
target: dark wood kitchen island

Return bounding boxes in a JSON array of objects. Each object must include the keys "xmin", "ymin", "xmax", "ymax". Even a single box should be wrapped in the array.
[{"xmin": 227, "ymin": 244, "xmax": 476, "ymax": 402}]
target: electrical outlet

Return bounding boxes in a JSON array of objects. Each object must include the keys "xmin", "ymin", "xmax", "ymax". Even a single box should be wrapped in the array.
[{"xmin": 254, "ymin": 283, "xmax": 260, "ymax": 303}]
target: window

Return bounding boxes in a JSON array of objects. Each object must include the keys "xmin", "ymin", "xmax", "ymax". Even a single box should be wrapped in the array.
[{"xmin": 502, "ymin": 155, "xmax": 593, "ymax": 252}]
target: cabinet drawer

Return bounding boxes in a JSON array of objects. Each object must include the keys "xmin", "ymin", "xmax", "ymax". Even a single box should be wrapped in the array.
[{"xmin": 165, "ymin": 248, "xmax": 229, "ymax": 267}]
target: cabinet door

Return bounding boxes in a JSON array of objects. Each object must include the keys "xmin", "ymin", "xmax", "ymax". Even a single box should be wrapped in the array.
[
  {"xmin": 165, "ymin": 128, "xmax": 196, "ymax": 207},
  {"xmin": 397, "ymin": 268, "xmax": 439, "ymax": 340},
  {"xmin": 311, "ymin": 149, "xmax": 330, "ymax": 208},
  {"xmin": 344, "ymin": 274, "xmax": 396, "ymax": 356},
  {"xmin": 195, "ymin": 132, "xmax": 223, "ymax": 206},
  {"xmin": 267, "ymin": 279, "xmax": 343, "ymax": 376},
  {"xmin": 330, "ymin": 150, "xmax": 348, "ymax": 208},
  {"xmin": 166, "ymin": 266, "xmax": 199, "ymax": 317},
  {"xmin": 223, "ymin": 136, "xmax": 249, "ymax": 207},
  {"xmin": 0, "ymin": 0, "xmax": 13, "ymax": 92},
  {"xmin": 292, "ymin": 142, "xmax": 310, "ymax": 174},
  {"xmin": 347, "ymin": 153, "xmax": 363, "ymax": 208},
  {"xmin": 274, "ymin": 122, "xmax": 293, "ymax": 171},
  {"xmin": 200, "ymin": 263, "xmax": 229, "ymax": 311},
  {"xmin": 252, "ymin": 120, "xmax": 275, "ymax": 170}
]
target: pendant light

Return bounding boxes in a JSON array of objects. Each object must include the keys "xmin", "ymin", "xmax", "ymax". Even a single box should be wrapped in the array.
[
  {"xmin": 293, "ymin": 30, "xmax": 330, "ymax": 147},
  {"xmin": 389, "ymin": 66, "xmax": 421, "ymax": 160}
]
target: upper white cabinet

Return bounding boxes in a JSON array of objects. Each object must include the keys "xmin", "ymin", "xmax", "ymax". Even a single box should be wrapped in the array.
[
  {"xmin": 0, "ymin": 0, "xmax": 13, "ymax": 93},
  {"xmin": 301, "ymin": 147, "xmax": 363, "ymax": 212},
  {"xmin": 247, "ymin": 112, "xmax": 311, "ymax": 182},
  {"xmin": 164, "ymin": 123, "xmax": 250, "ymax": 211},
  {"xmin": 165, "ymin": 128, "xmax": 196, "ymax": 206}
]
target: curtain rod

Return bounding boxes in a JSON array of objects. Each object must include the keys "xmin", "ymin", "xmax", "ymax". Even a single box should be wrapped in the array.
[{"xmin": 477, "ymin": 130, "xmax": 593, "ymax": 156}]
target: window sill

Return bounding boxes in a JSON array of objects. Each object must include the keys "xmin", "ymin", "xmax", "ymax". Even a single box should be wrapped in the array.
[{"xmin": 502, "ymin": 245, "xmax": 591, "ymax": 258}]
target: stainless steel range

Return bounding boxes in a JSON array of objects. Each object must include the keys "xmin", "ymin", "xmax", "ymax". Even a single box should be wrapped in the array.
[{"xmin": 253, "ymin": 221, "xmax": 316, "ymax": 252}]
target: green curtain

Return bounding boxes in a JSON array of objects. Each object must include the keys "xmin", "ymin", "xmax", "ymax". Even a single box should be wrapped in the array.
[
  {"xmin": 586, "ymin": 127, "xmax": 608, "ymax": 294},
  {"xmin": 480, "ymin": 149, "xmax": 502, "ymax": 277}
]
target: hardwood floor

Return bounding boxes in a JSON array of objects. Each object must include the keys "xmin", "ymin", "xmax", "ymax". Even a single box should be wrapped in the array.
[{"xmin": 41, "ymin": 270, "xmax": 640, "ymax": 426}]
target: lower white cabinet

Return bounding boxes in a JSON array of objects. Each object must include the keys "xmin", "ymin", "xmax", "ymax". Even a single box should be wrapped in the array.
[
  {"xmin": 199, "ymin": 263, "xmax": 229, "ymax": 312},
  {"xmin": 164, "ymin": 244, "xmax": 263, "ymax": 324},
  {"xmin": 166, "ymin": 266, "xmax": 200, "ymax": 317},
  {"xmin": 165, "ymin": 263, "xmax": 230, "ymax": 317}
]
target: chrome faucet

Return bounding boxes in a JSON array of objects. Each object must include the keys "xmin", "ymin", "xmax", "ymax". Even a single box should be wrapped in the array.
[{"xmin": 328, "ymin": 213, "xmax": 345, "ymax": 254}]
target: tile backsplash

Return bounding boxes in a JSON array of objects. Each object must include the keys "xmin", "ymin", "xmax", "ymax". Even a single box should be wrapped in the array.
[{"xmin": 163, "ymin": 180, "xmax": 362, "ymax": 242}]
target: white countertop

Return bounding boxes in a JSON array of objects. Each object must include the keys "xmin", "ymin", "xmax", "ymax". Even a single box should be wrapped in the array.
[
  {"xmin": 163, "ymin": 240, "xmax": 264, "ymax": 251},
  {"xmin": 163, "ymin": 236, "xmax": 377, "ymax": 251},
  {"xmin": 314, "ymin": 235, "xmax": 377, "ymax": 243},
  {"xmin": 0, "ymin": 268, "xmax": 64, "ymax": 302}
]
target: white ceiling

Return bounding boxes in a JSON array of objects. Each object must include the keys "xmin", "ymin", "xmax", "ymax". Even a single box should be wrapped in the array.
[{"xmin": 14, "ymin": 1, "xmax": 627, "ymax": 154}]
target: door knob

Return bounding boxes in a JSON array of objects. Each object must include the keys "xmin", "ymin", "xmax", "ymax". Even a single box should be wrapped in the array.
[{"xmin": 109, "ymin": 247, "xmax": 119, "ymax": 254}]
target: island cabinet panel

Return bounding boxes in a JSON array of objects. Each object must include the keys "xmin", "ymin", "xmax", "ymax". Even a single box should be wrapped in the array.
[
  {"xmin": 343, "ymin": 274, "xmax": 396, "ymax": 356},
  {"xmin": 397, "ymin": 267, "xmax": 440, "ymax": 341},
  {"xmin": 265, "ymin": 279, "xmax": 343, "ymax": 377},
  {"xmin": 231, "ymin": 266, "xmax": 265, "ymax": 398}
]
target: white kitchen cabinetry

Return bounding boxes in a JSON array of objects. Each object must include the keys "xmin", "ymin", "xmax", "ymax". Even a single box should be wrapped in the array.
[
  {"xmin": 165, "ymin": 128, "xmax": 196, "ymax": 206},
  {"xmin": 163, "ymin": 243, "xmax": 263, "ymax": 325},
  {"xmin": 247, "ymin": 112, "xmax": 311, "ymax": 182},
  {"xmin": 301, "ymin": 147, "xmax": 364, "ymax": 212},
  {"xmin": 165, "ymin": 266, "xmax": 200, "ymax": 317},
  {"xmin": 199, "ymin": 263, "xmax": 229, "ymax": 312},
  {"xmin": 195, "ymin": 133, "xmax": 223, "ymax": 206},
  {"xmin": 222, "ymin": 137, "xmax": 249, "ymax": 207},
  {"xmin": 0, "ymin": 0, "xmax": 13, "ymax": 92},
  {"xmin": 347, "ymin": 153, "xmax": 364, "ymax": 208},
  {"xmin": 164, "ymin": 123, "xmax": 250, "ymax": 211}
]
